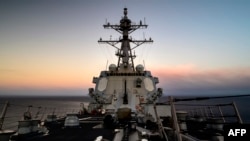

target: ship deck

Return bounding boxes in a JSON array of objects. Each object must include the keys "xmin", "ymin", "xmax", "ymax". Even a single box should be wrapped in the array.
[
  {"xmin": 11, "ymin": 120, "xmax": 116, "ymax": 141},
  {"xmin": 38, "ymin": 123, "xmax": 115, "ymax": 141}
]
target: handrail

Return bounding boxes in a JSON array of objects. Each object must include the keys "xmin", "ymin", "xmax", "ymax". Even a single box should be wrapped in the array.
[
  {"xmin": 0, "ymin": 101, "xmax": 9, "ymax": 130},
  {"xmin": 169, "ymin": 96, "xmax": 182, "ymax": 141},
  {"xmin": 232, "ymin": 101, "xmax": 243, "ymax": 124},
  {"xmin": 0, "ymin": 101, "xmax": 80, "ymax": 130},
  {"xmin": 175, "ymin": 101, "xmax": 243, "ymax": 124},
  {"xmin": 180, "ymin": 134, "xmax": 200, "ymax": 141}
]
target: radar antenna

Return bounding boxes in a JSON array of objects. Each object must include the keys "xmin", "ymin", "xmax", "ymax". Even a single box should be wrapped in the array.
[{"xmin": 98, "ymin": 8, "xmax": 153, "ymax": 71}]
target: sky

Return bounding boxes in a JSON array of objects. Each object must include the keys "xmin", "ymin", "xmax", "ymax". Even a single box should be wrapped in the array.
[{"xmin": 0, "ymin": 0, "xmax": 250, "ymax": 96}]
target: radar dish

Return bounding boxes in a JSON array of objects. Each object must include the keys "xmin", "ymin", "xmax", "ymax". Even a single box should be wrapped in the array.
[
  {"xmin": 97, "ymin": 78, "xmax": 108, "ymax": 91},
  {"xmin": 144, "ymin": 78, "xmax": 154, "ymax": 91}
]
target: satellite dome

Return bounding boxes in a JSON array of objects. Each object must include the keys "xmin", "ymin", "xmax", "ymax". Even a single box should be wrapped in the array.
[
  {"xmin": 109, "ymin": 64, "xmax": 117, "ymax": 72},
  {"xmin": 136, "ymin": 64, "xmax": 144, "ymax": 72}
]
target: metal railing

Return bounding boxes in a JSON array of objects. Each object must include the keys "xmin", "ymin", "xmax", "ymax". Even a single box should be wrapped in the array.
[{"xmin": 0, "ymin": 101, "xmax": 80, "ymax": 130}]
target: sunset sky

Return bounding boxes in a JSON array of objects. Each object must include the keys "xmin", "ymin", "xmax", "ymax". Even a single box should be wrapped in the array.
[{"xmin": 1, "ymin": 0, "xmax": 250, "ymax": 96}]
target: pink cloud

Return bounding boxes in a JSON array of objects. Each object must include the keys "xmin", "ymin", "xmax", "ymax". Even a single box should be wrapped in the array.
[{"xmin": 151, "ymin": 65, "xmax": 250, "ymax": 96}]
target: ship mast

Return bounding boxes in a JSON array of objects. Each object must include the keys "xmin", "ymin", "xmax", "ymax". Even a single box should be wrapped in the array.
[{"xmin": 98, "ymin": 8, "xmax": 153, "ymax": 71}]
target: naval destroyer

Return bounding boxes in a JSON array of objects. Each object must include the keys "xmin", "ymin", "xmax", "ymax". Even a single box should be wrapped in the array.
[{"xmin": 0, "ymin": 8, "xmax": 246, "ymax": 141}]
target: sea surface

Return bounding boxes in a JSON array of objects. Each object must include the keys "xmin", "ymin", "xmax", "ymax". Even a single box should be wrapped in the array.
[{"xmin": 1, "ymin": 95, "xmax": 250, "ymax": 130}]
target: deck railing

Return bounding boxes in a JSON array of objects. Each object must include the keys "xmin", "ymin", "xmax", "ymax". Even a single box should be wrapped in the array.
[{"xmin": 0, "ymin": 101, "xmax": 80, "ymax": 130}]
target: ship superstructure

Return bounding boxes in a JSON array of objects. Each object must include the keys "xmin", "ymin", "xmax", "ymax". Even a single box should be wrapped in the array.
[{"xmin": 89, "ymin": 8, "xmax": 162, "ymax": 118}]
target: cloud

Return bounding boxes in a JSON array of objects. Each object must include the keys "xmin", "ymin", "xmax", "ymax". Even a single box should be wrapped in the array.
[{"xmin": 152, "ymin": 65, "xmax": 250, "ymax": 96}]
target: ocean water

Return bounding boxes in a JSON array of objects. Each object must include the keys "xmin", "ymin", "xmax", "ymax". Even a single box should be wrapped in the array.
[{"xmin": 1, "ymin": 95, "xmax": 250, "ymax": 130}]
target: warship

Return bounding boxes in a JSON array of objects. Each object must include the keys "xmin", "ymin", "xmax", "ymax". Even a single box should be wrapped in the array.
[{"xmin": 0, "ymin": 8, "xmax": 247, "ymax": 141}]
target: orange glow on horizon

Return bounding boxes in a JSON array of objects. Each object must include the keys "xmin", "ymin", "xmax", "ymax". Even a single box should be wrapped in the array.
[
  {"xmin": 0, "ymin": 70, "xmax": 94, "ymax": 89},
  {"xmin": 1, "ymin": 63, "xmax": 250, "ymax": 93},
  {"xmin": 150, "ymin": 64, "xmax": 198, "ymax": 77}
]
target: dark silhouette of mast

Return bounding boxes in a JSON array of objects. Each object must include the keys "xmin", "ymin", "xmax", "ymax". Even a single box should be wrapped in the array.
[{"xmin": 98, "ymin": 8, "xmax": 153, "ymax": 71}]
